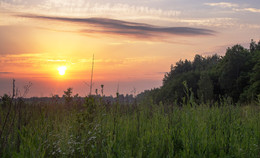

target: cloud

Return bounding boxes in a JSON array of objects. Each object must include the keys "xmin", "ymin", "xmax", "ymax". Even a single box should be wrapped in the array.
[
  {"xmin": 32, "ymin": 77, "xmax": 52, "ymax": 79},
  {"xmin": 204, "ymin": 2, "xmax": 238, "ymax": 8},
  {"xmin": 47, "ymin": 59, "xmax": 67, "ymax": 62},
  {"xmin": 178, "ymin": 18, "xmax": 235, "ymax": 27},
  {"xmin": 1, "ymin": 1, "xmax": 180, "ymax": 20},
  {"xmin": 157, "ymin": 72, "xmax": 167, "ymax": 74},
  {"xmin": 204, "ymin": 2, "xmax": 260, "ymax": 14},
  {"xmin": 243, "ymin": 8, "xmax": 260, "ymax": 13},
  {"xmin": 0, "ymin": 72, "xmax": 13, "ymax": 74},
  {"xmin": 233, "ymin": 8, "xmax": 260, "ymax": 13},
  {"xmin": 17, "ymin": 14, "xmax": 215, "ymax": 39}
]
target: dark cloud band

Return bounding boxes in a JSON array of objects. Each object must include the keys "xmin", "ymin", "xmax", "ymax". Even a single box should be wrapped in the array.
[
  {"xmin": 0, "ymin": 72, "xmax": 13, "ymax": 74},
  {"xmin": 18, "ymin": 14, "xmax": 215, "ymax": 38}
]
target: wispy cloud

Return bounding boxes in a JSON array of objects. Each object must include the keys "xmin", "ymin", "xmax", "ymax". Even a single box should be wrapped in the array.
[
  {"xmin": 204, "ymin": 2, "xmax": 260, "ymax": 14},
  {"xmin": 178, "ymin": 18, "xmax": 235, "ymax": 27},
  {"xmin": 157, "ymin": 72, "xmax": 167, "ymax": 75},
  {"xmin": 1, "ymin": 1, "xmax": 180, "ymax": 20},
  {"xmin": 0, "ymin": 72, "xmax": 13, "ymax": 74},
  {"xmin": 17, "ymin": 14, "xmax": 215, "ymax": 39},
  {"xmin": 0, "ymin": 53, "xmax": 68, "ymax": 70},
  {"xmin": 243, "ymin": 8, "xmax": 260, "ymax": 13},
  {"xmin": 47, "ymin": 59, "xmax": 67, "ymax": 62},
  {"xmin": 233, "ymin": 8, "xmax": 260, "ymax": 13},
  {"xmin": 0, "ymin": 1, "xmax": 239, "ymax": 29},
  {"xmin": 204, "ymin": 2, "xmax": 238, "ymax": 8}
]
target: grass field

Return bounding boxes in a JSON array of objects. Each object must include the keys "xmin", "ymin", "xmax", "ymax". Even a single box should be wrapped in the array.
[{"xmin": 0, "ymin": 96, "xmax": 260, "ymax": 157}]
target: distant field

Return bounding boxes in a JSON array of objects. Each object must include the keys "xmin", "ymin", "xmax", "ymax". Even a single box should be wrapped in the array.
[{"xmin": 0, "ymin": 96, "xmax": 259, "ymax": 158}]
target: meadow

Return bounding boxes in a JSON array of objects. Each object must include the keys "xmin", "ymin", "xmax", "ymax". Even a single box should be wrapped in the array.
[{"xmin": 0, "ymin": 93, "xmax": 260, "ymax": 158}]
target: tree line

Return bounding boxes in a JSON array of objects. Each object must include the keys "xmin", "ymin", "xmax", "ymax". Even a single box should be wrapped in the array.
[{"xmin": 137, "ymin": 40, "xmax": 260, "ymax": 104}]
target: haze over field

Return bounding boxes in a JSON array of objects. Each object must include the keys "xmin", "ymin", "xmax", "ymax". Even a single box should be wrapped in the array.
[{"xmin": 0, "ymin": 0, "xmax": 260, "ymax": 97}]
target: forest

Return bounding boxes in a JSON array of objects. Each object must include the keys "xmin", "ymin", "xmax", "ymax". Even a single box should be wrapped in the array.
[{"xmin": 137, "ymin": 40, "xmax": 260, "ymax": 105}]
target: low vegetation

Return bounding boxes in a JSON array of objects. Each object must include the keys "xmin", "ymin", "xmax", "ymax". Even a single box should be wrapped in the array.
[{"xmin": 0, "ymin": 90, "xmax": 260, "ymax": 157}]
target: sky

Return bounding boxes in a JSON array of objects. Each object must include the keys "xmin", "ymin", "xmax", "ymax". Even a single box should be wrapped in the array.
[{"xmin": 0, "ymin": 0, "xmax": 260, "ymax": 97}]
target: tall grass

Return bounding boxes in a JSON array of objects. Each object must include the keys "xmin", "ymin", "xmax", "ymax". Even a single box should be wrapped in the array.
[{"xmin": 0, "ymin": 96, "xmax": 259, "ymax": 157}]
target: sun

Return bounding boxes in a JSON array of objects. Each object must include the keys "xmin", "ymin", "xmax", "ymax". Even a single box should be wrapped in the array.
[{"xmin": 57, "ymin": 66, "xmax": 67, "ymax": 76}]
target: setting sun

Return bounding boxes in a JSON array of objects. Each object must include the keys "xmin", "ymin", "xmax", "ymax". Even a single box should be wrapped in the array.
[{"xmin": 57, "ymin": 66, "xmax": 67, "ymax": 76}]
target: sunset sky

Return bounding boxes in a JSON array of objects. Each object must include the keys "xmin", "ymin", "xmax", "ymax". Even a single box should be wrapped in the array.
[{"xmin": 1, "ymin": 0, "xmax": 260, "ymax": 97}]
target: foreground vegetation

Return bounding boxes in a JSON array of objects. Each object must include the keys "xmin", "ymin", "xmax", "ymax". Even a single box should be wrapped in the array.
[{"xmin": 0, "ymin": 94, "xmax": 260, "ymax": 157}]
